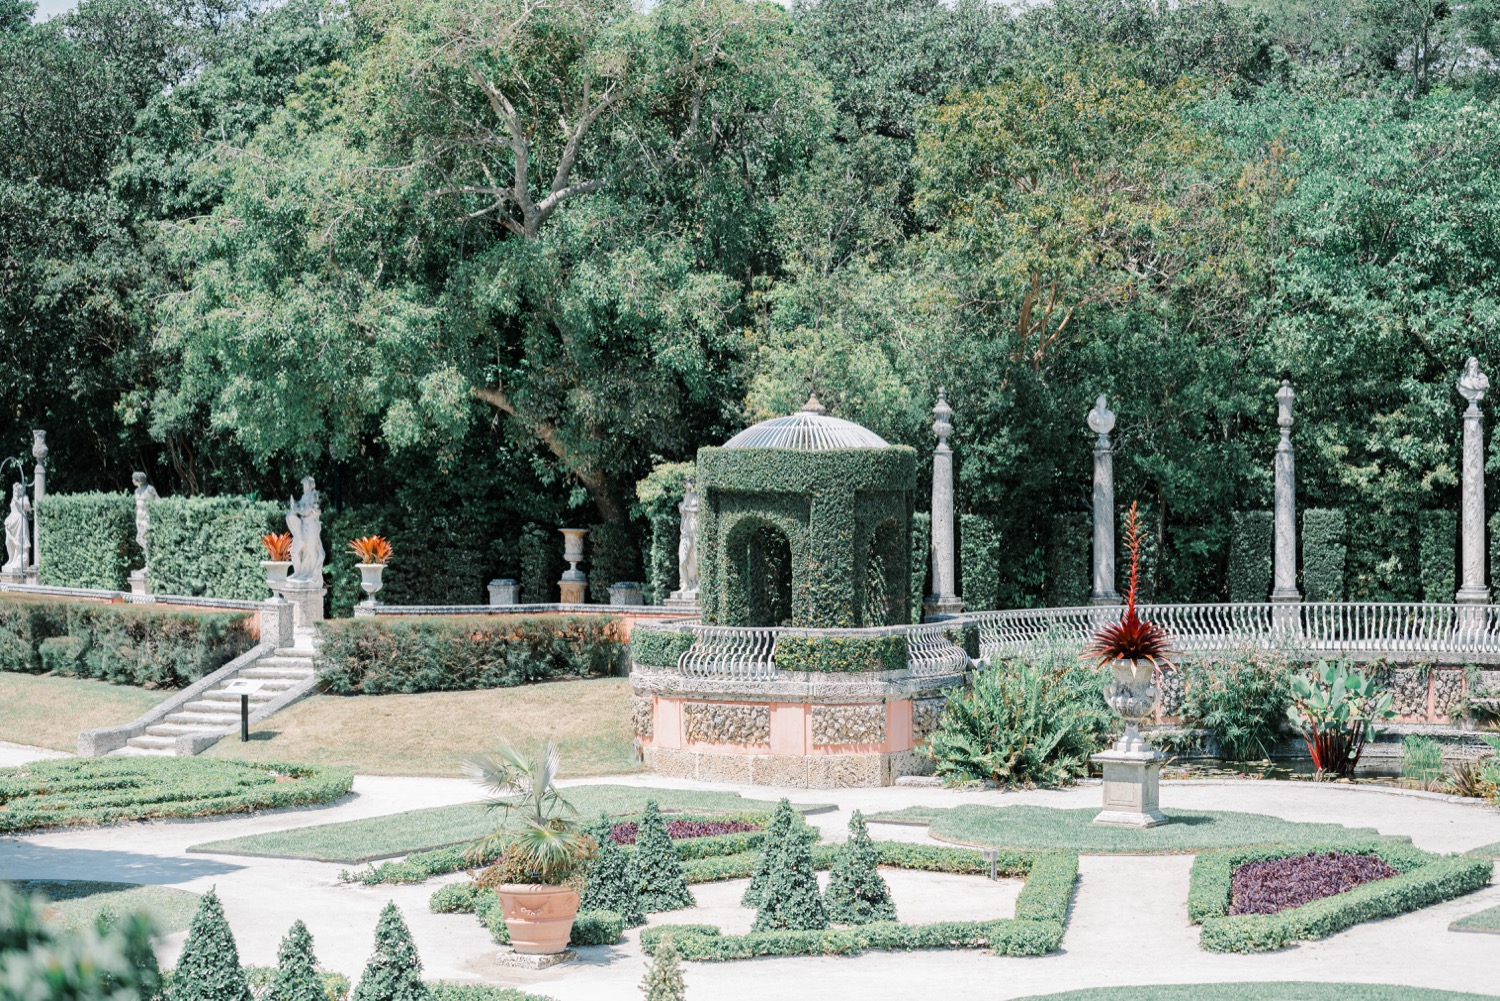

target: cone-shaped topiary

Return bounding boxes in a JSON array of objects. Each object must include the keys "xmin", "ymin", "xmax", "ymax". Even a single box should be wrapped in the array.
[
  {"xmin": 639, "ymin": 934, "xmax": 686, "ymax": 1001},
  {"xmin": 351, "ymin": 902, "xmax": 430, "ymax": 1001},
  {"xmin": 269, "ymin": 920, "xmax": 324, "ymax": 1001},
  {"xmin": 751, "ymin": 812, "xmax": 827, "ymax": 932},
  {"xmin": 634, "ymin": 801, "xmax": 694, "ymax": 912},
  {"xmin": 740, "ymin": 798, "xmax": 798, "ymax": 908},
  {"xmin": 823, "ymin": 811, "xmax": 896, "ymax": 924},
  {"xmin": 580, "ymin": 813, "xmax": 646, "ymax": 926},
  {"xmin": 168, "ymin": 887, "xmax": 250, "ymax": 1001}
]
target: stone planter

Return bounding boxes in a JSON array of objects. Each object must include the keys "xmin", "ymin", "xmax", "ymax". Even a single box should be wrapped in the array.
[
  {"xmin": 1091, "ymin": 658, "xmax": 1167, "ymax": 827},
  {"xmin": 493, "ymin": 884, "xmax": 580, "ymax": 955},
  {"xmin": 558, "ymin": 527, "xmax": 589, "ymax": 603},
  {"xmin": 608, "ymin": 581, "xmax": 644, "ymax": 606},
  {"xmin": 357, "ymin": 562, "xmax": 386, "ymax": 604},
  {"xmin": 1103, "ymin": 659, "xmax": 1160, "ymax": 753},
  {"xmin": 488, "ymin": 578, "xmax": 520, "ymax": 606},
  {"xmin": 261, "ymin": 560, "xmax": 292, "ymax": 597}
]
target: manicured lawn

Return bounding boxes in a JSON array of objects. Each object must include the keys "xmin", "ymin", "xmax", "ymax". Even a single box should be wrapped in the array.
[
  {"xmin": 205, "ymin": 677, "xmax": 641, "ymax": 777},
  {"xmin": 868, "ymin": 805, "xmax": 1395, "ymax": 853},
  {"xmin": 188, "ymin": 784, "xmax": 831, "ymax": 863},
  {"xmin": 0, "ymin": 757, "xmax": 353, "ymax": 833},
  {"xmin": 1465, "ymin": 841, "xmax": 1500, "ymax": 858},
  {"xmin": 5, "ymin": 880, "xmax": 200, "ymax": 934},
  {"xmin": 0, "ymin": 672, "xmax": 161, "ymax": 751},
  {"xmin": 1451, "ymin": 903, "xmax": 1500, "ymax": 934},
  {"xmin": 1014, "ymin": 986, "xmax": 1500, "ymax": 1001}
]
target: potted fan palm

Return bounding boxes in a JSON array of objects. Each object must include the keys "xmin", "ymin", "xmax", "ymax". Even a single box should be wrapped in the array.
[
  {"xmin": 463, "ymin": 742, "xmax": 593, "ymax": 954},
  {"xmin": 260, "ymin": 532, "xmax": 293, "ymax": 594},
  {"xmin": 348, "ymin": 535, "xmax": 393, "ymax": 605},
  {"xmin": 1084, "ymin": 502, "xmax": 1174, "ymax": 753}
]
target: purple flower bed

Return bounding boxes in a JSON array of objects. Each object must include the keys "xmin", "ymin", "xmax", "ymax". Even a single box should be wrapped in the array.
[
  {"xmin": 609, "ymin": 818, "xmax": 760, "ymax": 845},
  {"xmin": 1230, "ymin": 851, "xmax": 1399, "ymax": 915}
]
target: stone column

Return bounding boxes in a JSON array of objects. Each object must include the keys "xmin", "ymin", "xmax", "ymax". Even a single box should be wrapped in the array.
[
  {"xmin": 924, "ymin": 389, "xmax": 963, "ymax": 619},
  {"xmin": 1456, "ymin": 357, "xmax": 1490, "ymax": 610},
  {"xmin": 1271, "ymin": 382, "xmax": 1301, "ymax": 623},
  {"xmin": 1088, "ymin": 396, "xmax": 1120, "ymax": 605},
  {"xmin": 28, "ymin": 430, "xmax": 45, "ymax": 583}
]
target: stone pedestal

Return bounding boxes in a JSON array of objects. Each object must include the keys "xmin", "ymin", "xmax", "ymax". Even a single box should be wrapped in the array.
[
  {"xmin": 1457, "ymin": 357, "xmax": 1489, "ymax": 614},
  {"xmin": 496, "ymin": 949, "xmax": 574, "ymax": 970},
  {"xmin": 129, "ymin": 569, "xmax": 149, "ymax": 596},
  {"xmin": 608, "ymin": 582, "xmax": 643, "ymax": 606},
  {"xmin": 664, "ymin": 589, "xmax": 698, "ymax": 609},
  {"xmin": 1091, "ymin": 747, "xmax": 1167, "ymax": 827},
  {"xmin": 1088, "ymin": 395, "xmax": 1120, "ymax": 605},
  {"xmin": 261, "ymin": 598, "xmax": 294, "ymax": 650},
  {"xmin": 488, "ymin": 579, "xmax": 519, "ymax": 606},
  {"xmin": 1271, "ymin": 380, "xmax": 1301, "ymax": 604},
  {"xmin": 558, "ymin": 578, "xmax": 587, "ymax": 604},
  {"xmin": 280, "ymin": 579, "xmax": 326, "ymax": 636},
  {"xmin": 0, "ymin": 569, "xmax": 23, "ymax": 587},
  {"xmin": 924, "ymin": 389, "xmax": 964, "ymax": 619}
]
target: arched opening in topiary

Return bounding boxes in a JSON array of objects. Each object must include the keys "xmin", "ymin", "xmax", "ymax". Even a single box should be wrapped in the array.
[
  {"xmin": 724, "ymin": 517, "xmax": 793, "ymax": 627},
  {"xmin": 861, "ymin": 516, "xmax": 907, "ymax": 627}
]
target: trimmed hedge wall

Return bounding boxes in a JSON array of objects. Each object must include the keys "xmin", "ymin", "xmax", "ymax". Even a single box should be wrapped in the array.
[
  {"xmin": 1046, "ymin": 512, "xmax": 1089, "ymax": 606},
  {"xmin": 587, "ymin": 521, "xmax": 644, "ymax": 604},
  {"xmin": 1227, "ymin": 510, "xmax": 1273, "ymax": 602},
  {"xmin": 773, "ymin": 634, "xmax": 907, "ymax": 673},
  {"xmin": 316, "ymin": 615, "xmax": 623, "ymax": 694},
  {"xmin": 910, "ymin": 512, "xmax": 930, "ymax": 622},
  {"xmin": 631, "ymin": 627, "xmax": 695, "ymax": 670},
  {"xmin": 146, "ymin": 496, "xmax": 282, "ymax": 600},
  {"xmin": 35, "ymin": 493, "xmax": 137, "ymax": 590},
  {"xmin": 1189, "ymin": 841, "xmax": 1492, "ymax": 952},
  {"xmin": 960, "ymin": 513, "xmax": 1001, "ymax": 612},
  {"xmin": 1301, "ymin": 508, "xmax": 1346, "ymax": 602},
  {"xmin": 517, "ymin": 523, "xmax": 561, "ymax": 606},
  {"xmin": 0, "ymin": 596, "xmax": 254, "ymax": 686},
  {"xmin": 1418, "ymin": 509, "xmax": 1457, "ymax": 602}
]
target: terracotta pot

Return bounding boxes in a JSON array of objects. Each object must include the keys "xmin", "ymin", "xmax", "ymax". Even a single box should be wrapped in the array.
[{"xmin": 493, "ymin": 884, "xmax": 580, "ymax": 954}]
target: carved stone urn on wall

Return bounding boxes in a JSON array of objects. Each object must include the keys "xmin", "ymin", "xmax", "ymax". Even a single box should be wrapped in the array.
[
  {"xmin": 356, "ymin": 562, "xmax": 386, "ymax": 605},
  {"xmin": 558, "ymin": 528, "xmax": 588, "ymax": 604}
]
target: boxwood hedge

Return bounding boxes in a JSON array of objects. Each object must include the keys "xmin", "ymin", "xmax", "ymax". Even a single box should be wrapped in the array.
[
  {"xmin": 0, "ymin": 758, "xmax": 353, "ymax": 833},
  {"xmin": 146, "ymin": 496, "xmax": 283, "ymax": 600},
  {"xmin": 35, "ymin": 492, "xmax": 137, "ymax": 590},
  {"xmin": 1189, "ymin": 841, "xmax": 1493, "ymax": 952}
]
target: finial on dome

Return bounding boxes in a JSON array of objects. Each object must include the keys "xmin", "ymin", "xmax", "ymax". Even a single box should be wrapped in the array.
[{"xmin": 801, "ymin": 394, "xmax": 826, "ymax": 415}]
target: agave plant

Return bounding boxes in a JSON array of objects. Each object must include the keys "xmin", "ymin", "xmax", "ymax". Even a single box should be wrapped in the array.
[
  {"xmin": 463, "ymin": 741, "xmax": 591, "ymax": 885},
  {"xmin": 1287, "ymin": 661, "xmax": 1396, "ymax": 777},
  {"xmin": 1084, "ymin": 502, "xmax": 1173, "ymax": 670},
  {"xmin": 348, "ymin": 535, "xmax": 394, "ymax": 564},
  {"xmin": 260, "ymin": 532, "xmax": 293, "ymax": 562}
]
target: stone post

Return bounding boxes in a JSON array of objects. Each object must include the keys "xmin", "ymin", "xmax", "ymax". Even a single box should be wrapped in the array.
[
  {"xmin": 1271, "ymin": 381, "xmax": 1301, "ymax": 631},
  {"xmin": 1088, "ymin": 395, "xmax": 1120, "ymax": 605},
  {"xmin": 28, "ymin": 430, "xmax": 45, "ymax": 583},
  {"xmin": 924, "ymin": 389, "xmax": 963, "ymax": 619},
  {"xmin": 1456, "ymin": 357, "xmax": 1490, "ymax": 616}
]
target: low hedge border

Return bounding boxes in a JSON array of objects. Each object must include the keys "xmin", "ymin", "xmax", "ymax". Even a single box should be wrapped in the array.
[
  {"xmin": 0, "ymin": 758, "xmax": 354, "ymax": 833},
  {"xmin": 645, "ymin": 845, "xmax": 1078, "ymax": 960},
  {"xmin": 1189, "ymin": 841, "xmax": 1494, "ymax": 952},
  {"xmin": 630, "ymin": 628, "xmax": 695, "ymax": 669},
  {"xmin": 773, "ymin": 634, "xmax": 908, "ymax": 673}
]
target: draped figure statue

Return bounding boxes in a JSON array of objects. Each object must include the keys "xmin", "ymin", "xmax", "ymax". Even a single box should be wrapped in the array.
[
  {"xmin": 3, "ymin": 483, "xmax": 29, "ymax": 574},
  {"xmin": 287, "ymin": 476, "xmax": 325, "ymax": 586}
]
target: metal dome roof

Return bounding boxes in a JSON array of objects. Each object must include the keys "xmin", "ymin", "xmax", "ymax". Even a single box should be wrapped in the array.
[{"xmin": 722, "ymin": 396, "xmax": 890, "ymax": 451}]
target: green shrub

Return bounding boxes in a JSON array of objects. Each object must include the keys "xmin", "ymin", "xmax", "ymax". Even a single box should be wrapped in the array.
[
  {"xmin": 38, "ymin": 635, "xmax": 85, "ymax": 674},
  {"xmin": 352, "ymin": 903, "xmax": 429, "ymax": 1001},
  {"xmin": 928, "ymin": 654, "xmax": 1113, "ymax": 787},
  {"xmin": 316, "ymin": 616, "xmax": 623, "ymax": 695},
  {"xmin": 634, "ymin": 801, "xmax": 694, "ymax": 912},
  {"xmin": 772, "ymin": 633, "xmax": 906, "ymax": 673},
  {"xmin": 579, "ymin": 814, "xmax": 645, "ymax": 926},
  {"xmin": 959, "ymin": 513, "xmax": 1000, "ymax": 611},
  {"xmin": 750, "ymin": 809, "xmax": 827, "ymax": 932},
  {"xmin": 147, "ymin": 496, "xmax": 283, "ymax": 600},
  {"xmin": 64, "ymin": 603, "xmax": 256, "ymax": 688},
  {"xmin": 637, "ymin": 461, "xmax": 694, "ymax": 605},
  {"xmin": 425, "ymin": 986, "xmax": 553, "ymax": 1001},
  {"xmin": 1189, "ymin": 842, "xmax": 1492, "ymax": 952},
  {"xmin": 35, "ymin": 492, "xmax": 137, "ymax": 590},
  {"xmin": 427, "ymin": 882, "xmax": 484, "ymax": 914},
  {"xmin": 1401, "ymin": 735, "xmax": 1445, "ymax": 786},
  {"xmin": 1, "ymin": 881, "xmax": 162, "ymax": 1001},
  {"xmin": 0, "ymin": 758, "xmax": 354, "ymax": 834},
  {"xmin": 1418, "ymin": 510, "xmax": 1458, "ymax": 602},
  {"xmin": 1228, "ymin": 510, "xmax": 1273, "ymax": 602},
  {"xmin": 517, "ymin": 524, "xmax": 560, "ymax": 606},
  {"xmin": 269, "ymin": 920, "xmax": 324, "ymax": 1001},
  {"xmin": 1180, "ymin": 653, "xmax": 1292, "ymax": 761},
  {"xmin": 640, "ymin": 933, "xmax": 686, "ymax": 1001},
  {"xmin": 243, "ymin": 967, "xmax": 350, "ymax": 1000},
  {"xmin": 0, "ymin": 598, "xmax": 69, "ymax": 672},
  {"xmin": 630, "ymin": 628, "xmax": 694, "ymax": 670},
  {"xmin": 823, "ymin": 811, "xmax": 895, "ymax": 925},
  {"xmin": 587, "ymin": 521, "xmax": 643, "ymax": 604},
  {"xmin": 1301, "ymin": 508, "xmax": 1346, "ymax": 601},
  {"xmin": 741, "ymin": 799, "xmax": 799, "ymax": 908},
  {"xmin": 169, "ymin": 888, "xmax": 250, "ymax": 1001},
  {"xmin": 1046, "ymin": 511, "xmax": 1090, "ymax": 606},
  {"xmin": 910, "ymin": 512, "xmax": 930, "ymax": 622}
]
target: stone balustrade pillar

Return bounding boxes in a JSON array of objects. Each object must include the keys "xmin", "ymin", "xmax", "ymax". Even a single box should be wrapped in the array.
[
  {"xmin": 1457, "ymin": 357, "xmax": 1490, "ymax": 611},
  {"xmin": 29, "ymin": 430, "xmax": 45, "ymax": 583},
  {"xmin": 1271, "ymin": 381, "xmax": 1301, "ymax": 621},
  {"xmin": 1088, "ymin": 395, "xmax": 1120, "ymax": 605},
  {"xmin": 924, "ymin": 389, "xmax": 963, "ymax": 619}
]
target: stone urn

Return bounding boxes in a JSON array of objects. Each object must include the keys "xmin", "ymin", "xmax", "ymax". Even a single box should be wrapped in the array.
[
  {"xmin": 558, "ymin": 528, "xmax": 589, "ymax": 603},
  {"xmin": 356, "ymin": 562, "xmax": 386, "ymax": 604},
  {"xmin": 493, "ymin": 884, "xmax": 580, "ymax": 955},
  {"xmin": 1091, "ymin": 658, "xmax": 1168, "ymax": 827},
  {"xmin": 261, "ymin": 560, "xmax": 292, "ymax": 596},
  {"xmin": 1103, "ymin": 658, "xmax": 1160, "ymax": 753}
]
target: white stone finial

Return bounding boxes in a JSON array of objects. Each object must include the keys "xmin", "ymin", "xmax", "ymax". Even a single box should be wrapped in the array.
[
  {"xmin": 933, "ymin": 388, "xmax": 953, "ymax": 445},
  {"xmin": 31, "ymin": 430, "xmax": 47, "ymax": 463},
  {"xmin": 1276, "ymin": 380, "xmax": 1295, "ymax": 429},
  {"xmin": 1087, "ymin": 394, "xmax": 1115, "ymax": 437},
  {"xmin": 1458, "ymin": 357, "xmax": 1489, "ymax": 408},
  {"xmin": 801, "ymin": 393, "xmax": 826, "ymax": 415}
]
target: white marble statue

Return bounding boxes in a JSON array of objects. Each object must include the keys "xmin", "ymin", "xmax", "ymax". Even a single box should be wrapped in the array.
[
  {"xmin": 3, "ymin": 483, "xmax": 30, "ymax": 574},
  {"xmin": 132, "ymin": 472, "xmax": 159, "ymax": 561},
  {"xmin": 677, "ymin": 477, "xmax": 700, "ymax": 594},
  {"xmin": 286, "ymin": 476, "xmax": 325, "ymax": 585}
]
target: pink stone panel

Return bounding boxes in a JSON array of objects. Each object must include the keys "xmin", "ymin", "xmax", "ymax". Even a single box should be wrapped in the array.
[
  {"xmin": 885, "ymin": 699, "xmax": 912, "ymax": 753},
  {"xmin": 654, "ymin": 697, "xmax": 683, "ymax": 750},
  {"xmin": 769, "ymin": 702, "xmax": 808, "ymax": 755}
]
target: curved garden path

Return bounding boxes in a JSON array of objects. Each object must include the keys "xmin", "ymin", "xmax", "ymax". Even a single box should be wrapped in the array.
[{"xmin": 2, "ymin": 750, "xmax": 1498, "ymax": 1001}]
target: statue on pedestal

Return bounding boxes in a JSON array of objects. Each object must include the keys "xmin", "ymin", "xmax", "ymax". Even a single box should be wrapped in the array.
[
  {"xmin": 132, "ymin": 473, "xmax": 159, "ymax": 561},
  {"xmin": 667, "ymin": 477, "xmax": 700, "ymax": 605},
  {"xmin": 3, "ymin": 483, "xmax": 30, "ymax": 575},
  {"xmin": 287, "ymin": 476, "xmax": 325, "ymax": 586}
]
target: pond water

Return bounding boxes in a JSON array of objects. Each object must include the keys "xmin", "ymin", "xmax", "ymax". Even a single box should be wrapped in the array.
[{"xmin": 1162, "ymin": 758, "xmax": 1406, "ymax": 783}]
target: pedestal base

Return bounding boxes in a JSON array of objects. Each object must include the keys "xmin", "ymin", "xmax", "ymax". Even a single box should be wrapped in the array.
[
  {"xmin": 1091, "ymin": 748, "xmax": 1167, "ymax": 827},
  {"xmin": 1090, "ymin": 592, "xmax": 1121, "ymax": 606},
  {"xmin": 495, "ymin": 948, "xmax": 574, "ymax": 969},
  {"xmin": 922, "ymin": 594, "xmax": 964, "ymax": 620},
  {"xmin": 664, "ymin": 589, "xmax": 698, "ymax": 609},
  {"xmin": 558, "ymin": 580, "xmax": 587, "ymax": 604},
  {"xmin": 0, "ymin": 569, "xmax": 23, "ymax": 587},
  {"xmin": 279, "ymin": 580, "xmax": 326, "ymax": 634},
  {"xmin": 129, "ymin": 569, "xmax": 149, "ymax": 596}
]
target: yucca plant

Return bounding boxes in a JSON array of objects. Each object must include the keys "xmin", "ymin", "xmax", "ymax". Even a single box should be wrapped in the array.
[
  {"xmin": 349, "ymin": 535, "xmax": 394, "ymax": 564},
  {"xmin": 1287, "ymin": 661, "xmax": 1395, "ymax": 777},
  {"xmin": 463, "ymin": 741, "xmax": 591, "ymax": 886},
  {"xmin": 1084, "ymin": 502, "xmax": 1173, "ymax": 671},
  {"xmin": 260, "ymin": 532, "xmax": 293, "ymax": 562}
]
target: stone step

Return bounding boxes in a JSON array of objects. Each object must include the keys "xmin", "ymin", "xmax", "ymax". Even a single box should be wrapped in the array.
[
  {"xmin": 200, "ymin": 689, "xmax": 277, "ymax": 704},
  {"xmin": 165, "ymin": 709, "xmax": 239, "ymax": 726},
  {"xmin": 126, "ymin": 734, "xmax": 177, "ymax": 750},
  {"xmin": 114, "ymin": 744, "xmax": 173, "ymax": 757},
  {"xmin": 238, "ymin": 666, "xmax": 314, "ymax": 681},
  {"xmin": 146, "ymin": 723, "xmax": 223, "ymax": 737},
  {"xmin": 254, "ymin": 656, "xmax": 316, "ymax": 670},
  {"xmin": 274, "ymin": 647, "xmax": 318, "ymax": 659}
]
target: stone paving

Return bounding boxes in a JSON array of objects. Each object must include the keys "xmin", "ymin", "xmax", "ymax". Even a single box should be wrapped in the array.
[{"xmin": 2, "ymin": 744, "xmax": 1499, "ymax": 1001}]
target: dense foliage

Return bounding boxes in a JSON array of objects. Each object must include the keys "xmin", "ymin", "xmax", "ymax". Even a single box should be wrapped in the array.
[
  {"xmin": 169, "ymin": 889, "xmax": 251, "ymax": 1001},
  {"xmin": 35, "ymin": 493, "xmax": 137, "ymax": 590},
  {"xmin": 1230, "ymin": 851, "xmax": 1398, "ymax": 915},
  {"xmin": 579, "ymin": 814, "xmax": 645, "ymax": 927},
  {"xmin": 1180, "ymin": 653, "xmax": 1292, "ymax": 761},
  {"xmin": 1287, "ymin": 662, "xmax": 1397, "ymax": 775},
  {"xmin": 0, "ymin": 881, "xmax": 161, "ymax": 1001},
  {"xmin": 632, "ymin": 801, "xmax": 695, "ymax": 912},
  {"xmin": 823, "ymin": 811, "xmax": 897, "ymax": 925},
  {"xmin": 351, "ymin": 903, "xmax": 428, "ymax": 1001},
  {"xmin": 8, "ymin": 0, "xmax": 1500, "ymax": 606}
]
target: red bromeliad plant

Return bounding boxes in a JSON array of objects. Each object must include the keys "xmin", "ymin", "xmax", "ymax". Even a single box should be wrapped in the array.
[
  {"xmin": 1084, "ymin": 502, "xmax": 1173, "ymax": 671},
  {"xmin": 260, "ymin": 532, "xmax": 293, "ymax": 562},
  {"xmin": 349, "ymin": 535, "xmax": 393, "ymax": 564}
]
